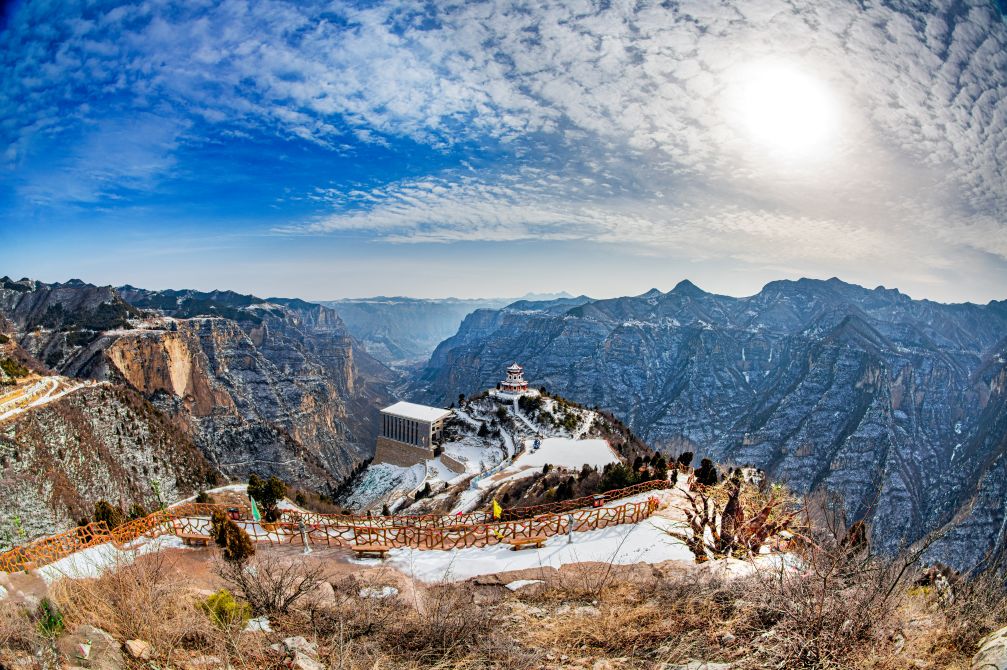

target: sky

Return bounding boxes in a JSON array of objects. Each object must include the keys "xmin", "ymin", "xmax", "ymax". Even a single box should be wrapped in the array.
[{"xmin": 1, "ymin": 0, "xmax": 1006, "ymax": 303}]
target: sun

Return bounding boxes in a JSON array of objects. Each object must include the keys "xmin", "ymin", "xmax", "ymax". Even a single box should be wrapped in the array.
[{"xmin": 730, "ymin": 61, "xmax": 838, "ymax": 159}]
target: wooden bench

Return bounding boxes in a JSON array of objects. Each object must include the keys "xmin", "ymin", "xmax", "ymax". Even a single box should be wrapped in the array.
[
  {"xmin": 506, "ymin": 536, "xmax": 548, "ymax": 551},
  {"xmin": 177, "ymin": 532, "xmax": 211, "ymax": 547},
  {"xmin": 351, "ymin": 543, "xmax": 390, "ymax": 559}
]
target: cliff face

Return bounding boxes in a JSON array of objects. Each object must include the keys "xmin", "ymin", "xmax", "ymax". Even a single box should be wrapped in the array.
[
  {"xmin": 0, "ymin": 280, "xmax": 395, "ymax": 492},
  {"xmin": 413, "ymin": 278, "xmax": 1007, "ymax": 567},
  {"xmin": 0, "ymin": 384, "xmax": 216, "ymax": 547}
]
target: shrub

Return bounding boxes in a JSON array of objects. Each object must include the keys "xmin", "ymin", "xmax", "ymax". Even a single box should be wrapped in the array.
[
  {"xmin": 199, "ymin": 589, "xmax": 251, "ymax": 629},
  {"xmin": 195, "ymin": 490, "xmax": 211, "ymax": 504},
  {"xmin": 670, "ymin": 472, "xmax": 797, "ymax": 560},
  {"xmin": 677, "ymin": 451, "xmax": 694, "ymax": 468},
  {"xmin": 210, "ymin": 510, "xmax": 255, "ymax": 563},
  {"xmin": 0, "ymin": 600, "xmax": 42, "ymax": 655},
  {"xmin": 126, "ymin": 503, "xmax": 148, "ymax": 520},
  {"xmin": 0, "ymin": 358, "xmax": 28, "ymax": 379},
  {"xmin": 51, "ymin": 552, "xmax": 211, "ymax": 657},
  {"xmin": 216, "ymin": 555, "xmax": 325, "ymax": 616},
  {"xmin": 936, "ymin": 556, "xmax": 1007, "ymax": 654},
  {"xmin": 33, "ymin": 599, "xmax": 63, "ymax": 638},
  {"xmin": 93, "ymin": 500, "xmax": 126, "ymax": 529}
]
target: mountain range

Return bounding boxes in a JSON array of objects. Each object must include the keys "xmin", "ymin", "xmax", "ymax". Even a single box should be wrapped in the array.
[
  {"xmin": 411, "ymin": 277, "xmax": 1007, "ymax": 567},
  {"xmin": 3, "ymin": 274, "xmax": 1007, "ymax": 569}
]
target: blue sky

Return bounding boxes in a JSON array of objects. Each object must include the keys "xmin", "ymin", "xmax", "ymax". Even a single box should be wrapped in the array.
[{"xmin": 2, "ymin": 0, "xmax": 1006, "ymax": 302}]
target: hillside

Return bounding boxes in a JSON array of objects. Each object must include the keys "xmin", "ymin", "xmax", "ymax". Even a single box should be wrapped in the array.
[
  {"xmin": 337, "ymin": 390, "xmax": 663, "ymax": 516},
  {"xmin": 410, "ymin": 278, "xmax": 1007, "ymax": 568},
  {"xmin": 0, "ymin": 278, "xmax": 395, "ymax": 494},
  {"xmin": 0, "ymin": 381, "xmax": 217, "ymax": 549}
]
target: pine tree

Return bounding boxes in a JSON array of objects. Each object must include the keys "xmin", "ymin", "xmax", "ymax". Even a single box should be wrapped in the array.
[{"xmin": 210, "ymin": 510, "xmax": 255, "ymax": 563}]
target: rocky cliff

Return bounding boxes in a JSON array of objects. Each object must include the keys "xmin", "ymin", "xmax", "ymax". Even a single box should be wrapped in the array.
[
  {"xmin": 412, "ymin": 278, "xmax": 1007, "ymax": 567},
  {"xmin": 0, "ymin": 279, "xmax": 394, "ymax": 493}
]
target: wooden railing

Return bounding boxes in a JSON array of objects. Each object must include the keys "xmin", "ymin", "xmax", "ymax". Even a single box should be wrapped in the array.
[{"xmin": 0, "ymin": 481, "xmax": 670, "ymax": 574}]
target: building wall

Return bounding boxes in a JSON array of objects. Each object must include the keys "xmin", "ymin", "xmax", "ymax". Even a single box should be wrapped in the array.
[
  {"xmin": 373, "ymin": 435, "xmax": 436, "ymax": 467},
  {"xmin": 440, "ymin": 453, "xmax": 467, "ymax": 474}
]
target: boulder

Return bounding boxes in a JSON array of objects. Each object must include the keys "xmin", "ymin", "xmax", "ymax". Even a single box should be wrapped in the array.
[
  {"xmin": 312, "ymin": 580, "xmax": 336, "ymax": 603},
  {"xmin": 973, "ymin": 626, "xmax": 1007, "ymax": 670},
  {"xmin": 289, "ymin": 651, "xmax": 326, "ymax": 670},
  {"xmin": 58, "ymin": 625, "xmax": 124, "ymax": 670},
  {"xmin": 273, "ymin": 636, "xmax": 318, "ymax": 658},
  {"xmin": 123, "ymin": 639, "xmax": 152, "ymax": 660}
]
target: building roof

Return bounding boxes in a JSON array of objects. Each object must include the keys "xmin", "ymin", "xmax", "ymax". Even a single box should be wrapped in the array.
[
  {"xmin": 507, "ymin": 362, "xmax": 523, "ymax": 372},
  {"xmin": 381, "ymin": 401, "xmax": 453, "ymax": 423}
]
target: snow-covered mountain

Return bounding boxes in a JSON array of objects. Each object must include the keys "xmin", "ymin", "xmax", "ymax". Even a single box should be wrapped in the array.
[{"xmin": 410, "ymin": 277, "xmax": 1007, "ymax": 568}]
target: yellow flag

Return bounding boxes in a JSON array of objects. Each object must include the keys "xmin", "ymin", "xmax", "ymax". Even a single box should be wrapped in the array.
[{"xmin": 492, "ymin": 499, "xmax": 502, "ymax": 520}]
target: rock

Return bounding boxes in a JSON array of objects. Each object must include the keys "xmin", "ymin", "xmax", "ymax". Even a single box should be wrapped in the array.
[
  {"xmin": 973, "ymin": 625, "xmax": 1007, "ymax": 669},
  {"xmin": 312, "ymin": 580, "xmax": 335, "ymax": 603},
  {"xmin": 281, "ymin": 636, "xmax": 318, "ymax": 658},
  {"xmin": 59, "ymin": 625, "xmax": 124, "ymax": 670},
  {"xmin": 244, "ymin": 616, "xmax": 272, "ymax": 633},
  {"xmin": 472, "ymin": 584, "xmax": 508, "ymax": 605},
  {"xmin": 182, "ymin": 655, "xmax": 226, "ymax": 670},
  {"xmin": 123, "ymin": 639, "xmax": 152, "ymax": 660},
  {"xmin": 718, "ymin": 632, "xmax": 736, "ymax": 646},
  {"xmin": 289, "ymin": 651, "xmax": 326, "ymax": 670},
  {"xmin": 358, "ymin": 585, "xmax": 398, "ymax": 599},
  {"xmin": 663, "ymin": 662, "xmax": 732, "ymax": 670}
]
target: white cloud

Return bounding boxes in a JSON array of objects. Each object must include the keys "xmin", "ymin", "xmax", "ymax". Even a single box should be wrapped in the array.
[{"xmin": 3, "ymin": 0, "xmax": 1006, "ymax": 295}]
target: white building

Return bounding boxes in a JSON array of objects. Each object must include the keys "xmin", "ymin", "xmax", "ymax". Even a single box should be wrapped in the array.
[{"xmin": 373, "ymin": 401, "xmax": 453, "ymax": 467}]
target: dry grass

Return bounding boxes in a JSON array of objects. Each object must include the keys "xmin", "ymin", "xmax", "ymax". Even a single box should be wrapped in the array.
[
  {"xmin": 49, "ymin": 551, "xmax": 280, "ymax": 669},
  {"xmin": 27, "ymin": 536, "xmax": 1007, "ymax": 670},
  {"xmin": 51, "ymin": 552, "xmax": 210, "ymax": 655},
  {"xmin": 0, "ymin": 599, "xmax": 46, "ymax": 668}
]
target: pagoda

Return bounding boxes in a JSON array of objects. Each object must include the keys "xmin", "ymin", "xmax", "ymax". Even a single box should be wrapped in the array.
[{"xmin": 500, "ymin": 362, "xmax": 529, "ymax": 393}]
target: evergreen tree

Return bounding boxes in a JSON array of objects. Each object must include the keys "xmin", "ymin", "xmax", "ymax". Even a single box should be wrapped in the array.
[
  {"xmin": 695, "ymin": 458, "xmax": 720, "ymax": 486},
  {"xmin": 210, "ymin": 510, "xmax": 255, "ymax": 563},
  {"xmin": 677, "ymin": 451, "xmax": 694, "ymax": 468},
  {"xmin": 248, "ymin": 474, "xmax": 287, "ymax": 522}
]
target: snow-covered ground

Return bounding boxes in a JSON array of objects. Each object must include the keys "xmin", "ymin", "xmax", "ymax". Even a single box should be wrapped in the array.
[
  {"xmin": 0, "ymin": 376, "xmax": 96, "ymax": 423},
  {"xmin": 38, "ymin": 534, "xmax": 190, "ymax": 583},
  {"xmin": 441, "ymin": 437, "xmax": 504, "ymax": 473},
  {"xmin": 509, "ymin": 437, "xmax": 619, "ymax": 471},
  {"xmin": 383, "ymin": 513, "xmax": 693, "ymax": 582},
  {"xmin": 339, "ymin": 463, "xmax": 426, "ymax": 512}
]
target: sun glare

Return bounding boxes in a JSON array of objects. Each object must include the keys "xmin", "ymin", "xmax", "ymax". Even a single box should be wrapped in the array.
[{"xmin": 732, "ymin": 62, "xmax": 838, "ymax": 159}]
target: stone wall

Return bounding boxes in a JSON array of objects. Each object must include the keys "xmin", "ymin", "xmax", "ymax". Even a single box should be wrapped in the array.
[
  {"xmin": 374, "ymin": 436, "xmax": 435, "ymax": 467},
  {"xmin": 440, "ymin": 453, "xmax": 467, "ymax": 474}
]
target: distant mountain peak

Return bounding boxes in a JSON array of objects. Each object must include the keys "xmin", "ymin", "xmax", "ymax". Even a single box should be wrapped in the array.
[{"xmin": 670, "ymin": 279, "xmax": 705, "ymax": 297}]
